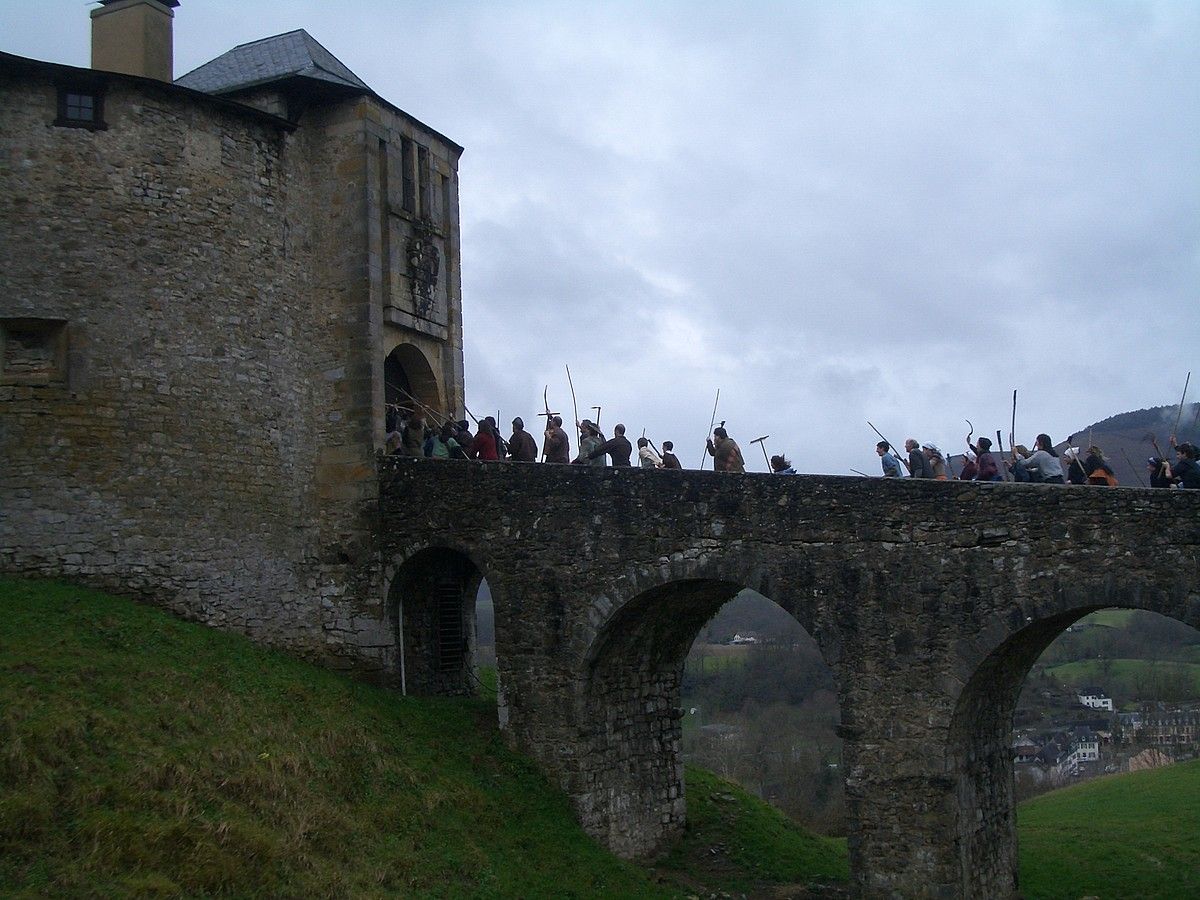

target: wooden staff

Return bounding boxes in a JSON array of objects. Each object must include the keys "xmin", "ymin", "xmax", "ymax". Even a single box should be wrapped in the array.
[
  {"xmin": 565, "ymin": 364, "xmax": 580, "ymax": 440},
  {"xmin": 1172, "ymin": 371, "xmax": 1192, "ymax": 440},
  {"xmin": 1120, "ymin": 449, "xmax": 1147, "ymax": 488},
  {"xmin": 1010, "ymin": 389, "xmax": 1017, "ymax": 455},
  {"xmin": 700, "ymin": 389, "xmax": 720, "ymax": 469},
  {"xmin": 385, "ymin": 380, "xmax": 451, "ymax": 428},
  {"xmin": 996, "ymin": 430, "xmax": 1013, "ymax": 482}
]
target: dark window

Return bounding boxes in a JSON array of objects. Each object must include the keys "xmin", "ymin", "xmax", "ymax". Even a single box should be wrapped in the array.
[
  {"xmin": 418, "ymin": 145, "xmax": 432, "ymax": 220},
  {"xmin": 55, "ymin": 86, "xmax": 106, "ymax": 130},
  {"xmin": 1, "ymin": 318, "xmax": 68, "ymax": 384},
  {"xmin": 400, "ymin": 137, "xmax": 416, "ymax": 214}
]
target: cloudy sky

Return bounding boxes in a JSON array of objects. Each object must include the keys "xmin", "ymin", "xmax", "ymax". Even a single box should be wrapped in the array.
[{"xmin": 7, "ymin": 1, "xmax": 1198, "ymax": 474}]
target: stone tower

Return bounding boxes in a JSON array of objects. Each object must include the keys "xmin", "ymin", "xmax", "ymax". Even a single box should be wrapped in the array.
[{"xmin": 0, "ymin": 3, "xmax": 465, "ymax": 672}]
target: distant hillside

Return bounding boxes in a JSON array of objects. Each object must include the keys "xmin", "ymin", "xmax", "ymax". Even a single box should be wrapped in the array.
[{"xmin": 1061, "ymin": 401, "xmax": 1199, "ymax": 487}]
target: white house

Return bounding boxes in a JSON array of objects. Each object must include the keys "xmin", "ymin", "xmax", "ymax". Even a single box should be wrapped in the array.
[{"xmin": 1077, "ymin": 685, "xmax": 1114, "ymax": 711}]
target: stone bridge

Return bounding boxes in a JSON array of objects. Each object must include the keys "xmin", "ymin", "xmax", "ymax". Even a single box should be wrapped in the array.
[{"xmin": 376, "ymin": 457, "xmax": 1199, "ymax": 898}]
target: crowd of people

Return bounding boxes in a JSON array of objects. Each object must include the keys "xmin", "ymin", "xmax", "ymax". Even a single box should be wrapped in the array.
[
  {"xmin": 384, "ymin": 405, "xmax": 1198, "ymax": 489},
  {"xmin": 874, "ymin": 432, "xmax": 1198, "ymax": 489}
]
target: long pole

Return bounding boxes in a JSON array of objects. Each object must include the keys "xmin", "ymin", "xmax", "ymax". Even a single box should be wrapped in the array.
[
  {"xmin": 1172, "ymin": 371, "xmax": 1191, "ymax": 440},
  {"xmin": 996, "ymin": 429, "xmax": 1012, "ymax": 481},
  {"xmin": 565, "ymin": 364, "xmax": 580, "ymax": 442},
  {"xmin": 1010, "ymin": 389, "xmax": 1018, "ymax": 454},
  {"xmin": 385, "ymin": 380, "xmax": 450, "ymax": 427},
  {"xmin": 1120, "ymin": 449, "xmax": 1147, "ymax": 488},
  {"xmin": 397, "ymin": 590, "xmax": 407, "ymax": 696},
  {"xmin": 700, "ymin": 388, "xmax": 720, "ymax": 468}
]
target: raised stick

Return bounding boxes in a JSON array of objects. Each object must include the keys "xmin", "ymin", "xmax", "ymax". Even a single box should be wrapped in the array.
[
  {"xmin": 1010, "ymin": 389, "xmax": 1017, "ymax": 454},
  {"xmin": 996, "ymin": 429, "xmax": 1012, "ymax": 481},
  {"xmin": 700, "ymin": 389, "xmax": 720, "ymax": 469},
  {"xmin": 1120, "ymin": 449, "xmax": 1147, "ymax": 488},
  {"xmin": 850, "ymin": 468, "xmax": 869, "ymax": 477},
  {"xmin": 565, "ymin": 365, "xmax": 580, "ymax": 439},
  {"xmin": 1172, "ymin": 371, "xmax": 1192, "ymax": 440}
]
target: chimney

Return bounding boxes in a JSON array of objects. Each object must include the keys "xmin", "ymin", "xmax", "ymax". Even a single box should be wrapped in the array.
[{"xmin": 90, "ymin": 0, "xmax": 180, "ymax": 82}]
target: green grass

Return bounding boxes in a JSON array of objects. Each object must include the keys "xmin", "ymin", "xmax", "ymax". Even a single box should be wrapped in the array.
[
  {"xmin": 658, "ymin": 767, "xmax": 849, "ymax": 893},
  {"xmin": 1019, "ymin": 759, "xmax": 1200, "ymax": 899},
  {"xmin": 1042, "ymin": 658, "xmax": 1200, "ymax": 699},
  {"xmin": 1078, "ymin": 609, "xmax": 1136, "ymax": 628},
  {"xmin": 10, "ymin": 576, "xmax": 1200, "ymax": 899},
  {"xmin": 0, "ymin": 577, "xmax": 673, "ymax": 899}
]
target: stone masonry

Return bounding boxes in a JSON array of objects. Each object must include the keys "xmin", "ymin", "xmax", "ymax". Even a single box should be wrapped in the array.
[
  {"xmin": 1, "ymin": 36, "xmax": 463, "ymax": 674},
  {"xmin": 376, "ymin": 458, "xmax": 1199, "ymax": 898}
]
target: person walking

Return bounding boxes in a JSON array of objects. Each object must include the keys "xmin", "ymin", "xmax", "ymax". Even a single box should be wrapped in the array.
[
  {"xmin": 543, "ymin": 415, "xmax": 570, "ymax": 464},
  {"xmin": 1012, "ymin": 433, "xmax": 1064, "ymax": 484},
  {"xmin": 660, "ymin": 440, "xmax": 683, "ymax": 470},
  {"xmin": 468, "ymin": 417, "xmax": 500, "ymax": 461},
  {"xmin": 969, "ymin": 436, "xmax": 1001, "ymax": 482},
  {"xmin": 770, "ymin": 454, "xmax": 796, "ymax": 475},
  {"xmin": 506, "ymin": 417, "xmax": 538, "ymax": 462},
  {"xmin": 922, "ymin": 443, "xmax": 948, "ymax": 480},
  {"xmin": 637, "ymin": 437, "xmax": 663, "ymax": 468},
  {"xmin": 706, "ymin": 427, "xmax": 746, "ymax": 472},
  {"xmin": 589, "ymin": 423, "xmax": 634, "ymax": 466},
  {"xmin": 572, "ymin": 420, "xmax": 605, "ymax": 466},
  {"xmin": 1084, "ymin": 446, "xmax": 1118, "ymax": 486},
  {"xmin": 906, "ymin": 439, "xmax": 933, "ymax": 478},
  {"xmin": 876, "ymin": 441, "xmax": 904, "ymax": 477}
]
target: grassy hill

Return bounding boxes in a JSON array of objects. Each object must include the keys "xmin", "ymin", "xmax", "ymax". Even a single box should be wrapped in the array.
[
  {"xmin": 1042, "ymin": 658, "xmax": 1200, "ymax": 701},
  {"xmin": 1019, "ymin": 759, "xmax": 1200, "ymax": 899},
  {"xmin": 0, "ymin": 577, "xmax": 847, "ymax": 898},
  {"xmin": 5, "ymin": 576, "xmax": 1200, "ymax": 898}
]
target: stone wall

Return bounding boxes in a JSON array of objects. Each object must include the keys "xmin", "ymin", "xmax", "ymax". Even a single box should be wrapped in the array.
[
  {"xmin": 0, "ymin": 55, "xmax": 466, "ymax": 677},
  {"xmin": 0, "ymin": 65, "xmax": 338, "ymax": 653},
  {"xmin": 375, "ymin": 457, "xmax": 1199, "ymax": 897}
]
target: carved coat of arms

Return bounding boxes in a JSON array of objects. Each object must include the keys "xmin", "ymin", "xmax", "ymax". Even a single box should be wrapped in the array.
[{"xmin": 407, "ymin": 233, "xmax": 441, "ymax": 318}]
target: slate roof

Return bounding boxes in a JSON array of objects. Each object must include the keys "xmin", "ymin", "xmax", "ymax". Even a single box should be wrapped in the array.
[{"xmin": 175, "ymin": 29, "xmax": 370, "ymax": 96}]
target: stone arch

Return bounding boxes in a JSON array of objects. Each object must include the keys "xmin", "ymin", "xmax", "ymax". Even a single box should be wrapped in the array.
[
  {"xmin": 384, "ymin": 342, "xmax": 442, "ymax": 423},
  {"xmin": 384, "ymin": 543, "xmax": 488, "ymax": 696},
  {"xmin": 573, "ymin": 556, "xmax": 836, "ymax": 859},
  {"xmin": 945, "ymin": 572, "xmax": 1199, "ymax": 898}
]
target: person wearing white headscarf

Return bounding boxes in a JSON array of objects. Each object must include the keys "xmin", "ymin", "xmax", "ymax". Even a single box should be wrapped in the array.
[{"xmin": 922, "ymin": 443, "xmax": 948, "ymax": 480}]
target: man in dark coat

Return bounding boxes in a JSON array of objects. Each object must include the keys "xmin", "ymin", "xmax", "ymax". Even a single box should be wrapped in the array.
[
  {"xmin": 589, "ymin": 423, "xmax": 633, "ymax": 466},
  {"xmin": 543, "ymin": 415, "xmax": 570, "ymax": 464},
  {"xmin": 905, "ymin": 438, "xmax": 933, "ymax": 478},
  {"xmin": 660, "ymin": 440, "xmax": 682, "ymax": 469},
  {"xmin": 507, "ymin": 417, "xmax": 539, "ymax": 462},
  {"xmin": 707, "ymin": 427, "xmax": 745, "ymax": 473}
]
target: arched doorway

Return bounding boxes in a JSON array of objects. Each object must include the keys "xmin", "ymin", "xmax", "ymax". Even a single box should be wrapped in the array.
[
  {"xmin": 388, "ymin": 547, "xmax": 482, "ymax": 696},
  {"xmin": 384, "ymin": 343, "xmax": 442, "ymax": 430}
]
